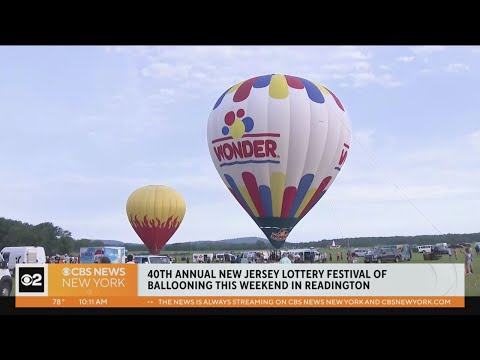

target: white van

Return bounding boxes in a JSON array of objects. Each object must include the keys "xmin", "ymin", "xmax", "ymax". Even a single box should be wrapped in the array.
[
  {"xmin": 416, "ymin": 245, "xmax": 432, "ymax": 253},
  {"xmin": 287, "ymin": 249, "xmax": 319, "ymax": 263},
  {"xmin": 192, "ymin": 253, "xmax": 214, "ymax": 263},
  {"xmin": 0, "ymin": 246, "xmax": 46, "ymax": 275},
  {"xmin": 133, "ymin": 255, "xmax": 171, "ymax": 264}
]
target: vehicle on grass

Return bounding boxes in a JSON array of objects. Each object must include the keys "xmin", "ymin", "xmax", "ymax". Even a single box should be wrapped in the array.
[
  {"xmin": 364, "ymin": 248, "xmax": 402, "ymax": 263},
  {"xmin": 416, "ymin": 245, "xmax": 432, "ymax": 254},
  {"xmin": 133, "ymin": 255, "xmax": 171, "ymax": 264},
  {"xmin": 433, "ymin": 245, "xmax": 450, "ymax": 255},
  {"xmin": 287, "ymin": 249, "xmax": 319, "ymax": 263},
  {"xmin": 0, "ymin": 246, "xmax": 46, "ymax": 276},
  {"xmin": 0, "ymin": 253, "xmax": 12, "ymax": 296},
  {"xmin": 352, "ymin": 248, "xmax": 370, "ymax": 257}
]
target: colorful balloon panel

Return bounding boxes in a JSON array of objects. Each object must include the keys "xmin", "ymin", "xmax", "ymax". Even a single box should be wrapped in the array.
[
  {"xmin": 126, "ymin": 185, "xmax": 186, "ymax": 255},
  {"xmin": 207, "ymin": 74, "xmax": 352, "ymax": 249}
]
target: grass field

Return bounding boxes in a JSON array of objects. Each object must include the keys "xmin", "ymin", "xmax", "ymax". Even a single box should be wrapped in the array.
[{"xmin": 9, "ymin": 249, "xmax": 480, "ymax": 296}]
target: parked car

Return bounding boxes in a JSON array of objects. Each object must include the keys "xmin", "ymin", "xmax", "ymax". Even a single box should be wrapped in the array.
[
  {"xmin": 134, "ymin": 255, "xmax": 171, "ymax": 264},
  {"xmin": 449, "ymin": 244, "xmax": 464, "ymax": 249},
  {"xmin": 364, "ymin": 248, "xmax": 402, "ymax": 263},
  {"xmin": 352, "ymin": 248, "xmax": 370, "ymax": 257},
  {"xmin": 433, "ymin": 245, "xmax": 449, "ymax": 255}
]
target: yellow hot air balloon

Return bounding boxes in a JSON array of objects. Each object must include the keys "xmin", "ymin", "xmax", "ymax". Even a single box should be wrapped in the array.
[{"xmin": 126, "ymin": 185, "xmax": 186, "ymax": 255}]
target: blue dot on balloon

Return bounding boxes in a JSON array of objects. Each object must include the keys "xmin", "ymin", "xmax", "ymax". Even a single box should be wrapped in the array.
[
  {"xmin": 222, "ymin": 126, "xmax": 229, "ymax": 135},
  {"xmin": 243, "ymin": 117, "xmax": 254, "ymax": 132}
]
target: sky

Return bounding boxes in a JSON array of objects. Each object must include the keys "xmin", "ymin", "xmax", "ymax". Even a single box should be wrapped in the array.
[{"xmin": 0, "ymin": 45, "xmax": 479, "ymax": 244}]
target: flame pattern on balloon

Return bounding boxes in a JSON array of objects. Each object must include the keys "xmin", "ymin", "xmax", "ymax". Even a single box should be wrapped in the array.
[
  {"xmin": 129, "ymin": 215, "xmax": 181, "ymax": 255},
  {"xmin": 207, "ymin": 74, "xmax": 351, "ymax": 249},
  {"xmin": 126, "ymin": 185, "xmax": 186, "ymax": 255}
]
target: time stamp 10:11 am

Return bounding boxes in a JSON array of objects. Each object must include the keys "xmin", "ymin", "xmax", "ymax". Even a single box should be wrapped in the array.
[{"xmin": 51, "ymin": 298, "xmax": 109, "ymax": 306}]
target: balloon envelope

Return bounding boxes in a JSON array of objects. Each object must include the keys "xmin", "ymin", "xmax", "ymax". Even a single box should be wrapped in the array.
[
  {"xmin": 207, "ymin": 74, "xmax": 351, "ymax": 249},
  {"xmin": 126, "ymin": 185, "xmax": 186, "ymax": 254}
]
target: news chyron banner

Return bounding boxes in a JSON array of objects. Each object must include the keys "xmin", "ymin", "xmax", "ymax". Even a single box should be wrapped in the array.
[{"xmin": 16, "ymin": 264, "xmax": 464, "ymax": 308}]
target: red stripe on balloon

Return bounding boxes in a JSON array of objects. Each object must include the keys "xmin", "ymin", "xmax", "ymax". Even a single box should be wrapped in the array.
[
  {"xmin": 299, "ymin": 176, "xmax": 332, "ymax": 218},
  {"xmin": 228, "ymin": 188, "xmax": 252, "ymax": 216},
  {"xmin": 233, "ymin": 77, "xmax": 258, "ymax": 103},
  {"xmin": 281, "ymin": 186, "xmax": 297, "ymax": 218},
  {"xmin": 324, "ymin": 87, "xmax": 345, "ymax": 112},
  {"xmin": 285, "ymin": 75, "xmax": 305, "ymax": 89},
  {"xmin": 242, "ymin": 172, "xmax": 265, "ymax": 217}
]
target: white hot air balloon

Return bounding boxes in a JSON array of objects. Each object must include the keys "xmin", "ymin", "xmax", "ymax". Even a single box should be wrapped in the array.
[{"xmin": 207, "ymin": 74, "xmax": 352, "ymax": 249}]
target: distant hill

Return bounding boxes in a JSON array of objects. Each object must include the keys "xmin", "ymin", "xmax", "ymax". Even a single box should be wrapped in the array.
[
  {"xmin": 98, "ymin": 240, "xmax": 125, "ymax": 246},
  {"xmin": 189, "ymin": 237, "xmax": 268, "ymax": 245}
]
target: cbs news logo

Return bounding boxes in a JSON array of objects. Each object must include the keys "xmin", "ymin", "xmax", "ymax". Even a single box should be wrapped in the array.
[{"xmin": 18, "ymin": 267, "xmax": 45, "ymax": 293}]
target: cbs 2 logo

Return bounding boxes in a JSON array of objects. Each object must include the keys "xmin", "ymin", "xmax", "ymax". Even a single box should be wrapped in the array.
[{"xmin": 21, "ymin": 273, "xmax": 43, "ymax": 287}]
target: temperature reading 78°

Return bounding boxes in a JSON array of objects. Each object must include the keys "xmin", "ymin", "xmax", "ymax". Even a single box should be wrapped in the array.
[{"xmin": 52, "ymin": 299, "xmax": 65, "ymax": 305}]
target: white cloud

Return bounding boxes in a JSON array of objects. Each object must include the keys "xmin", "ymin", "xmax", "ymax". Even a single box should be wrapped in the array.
[
  {"xmin": 141, "ymin": 62, "xmax": 192, "ymax": 79},
  {"xmin": 471, "ymin": 47, "xmax": 480, "ymax": 53},
  {"xmin": 419, "ymin": 68, "xmax": 433, "ymax": 73},
  {"xmin": 353, "ymin": 129, "xmax": 376, "ymax": 147},
  {"xmin": 321, "ymin": 61, "xmax": 370, "ymax": 73},
  {"xmin": 377, "ymin": 73, "xmax": 403, "ymax": 88},
  {"xmin": 468, "ymin": 130, "xmax": 480, "ymax": 152},
  {"xmin": 112, "ymin": 46, "xmax": 401, "ymax": 90},
  {"xmin": 396, "ymin": 56, "xmax": 415, "ymax": 63},
  {"xmin": 333, "ymin": 183, "xmax": 480, "ymax": 203},
  {"xmin": 379, "ymin": 64, "xmax": 391, "ymax": 71},
  {"xmin": 134, "ymin": 160, "xmax": 157, "ymax": 168},
  {"xmin": 410, "ymin": 46, "xmax": 446, "ymax": 56},
  {"xmin": 147, "ymin": 88, "xmax": 176, "ymax": 104},
  {"xmin": 350, "ymin": 72, "xmax": 375, "ymax": 87},
  {"xmin": 60, "ymin": 172, "xmax": 224, "ymax": 191},
  {"xmin": 330, "ymin": 46, "xmax": 371, "ymax": 60},
  {"xmin": 444, "ymin": 63, "xmax": 470, "ymax": 73}
]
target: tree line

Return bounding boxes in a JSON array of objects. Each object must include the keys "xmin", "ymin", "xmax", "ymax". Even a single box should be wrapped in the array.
[{"xmin": 0, "ymin": 216, "xmax": 479, "ymax": 255}]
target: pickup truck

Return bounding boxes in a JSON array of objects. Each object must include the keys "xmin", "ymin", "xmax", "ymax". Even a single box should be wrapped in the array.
[{"xmin": 364, "ymin": 248, "xmax": 402, "ymax": 263}]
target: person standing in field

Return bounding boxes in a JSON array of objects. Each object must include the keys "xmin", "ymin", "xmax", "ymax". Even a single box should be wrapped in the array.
[
  {"xmin": 279, "ymin": 253, "xmax": 291, "ymax": 264},
  {"xmin": 454, "ymin": 248, "xmax": 458, "ymax": 261},
  {"xmin": 99, "ymin": 256, "xmax": 111, "ymax": 264},
  {"xmin": 448, "ymin": 247, "xmax": 452, "ymax": 261},
  {"xmin": 126, "ymin": 254, "xmax": 135, "ymax": 264},
  {"xmin": 464, "ymin": 247, "xmax": 472, "ymax": 275},
  {"xmin": 468, "ymin": 248, "xmax": 473, "ymax": 274}
]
